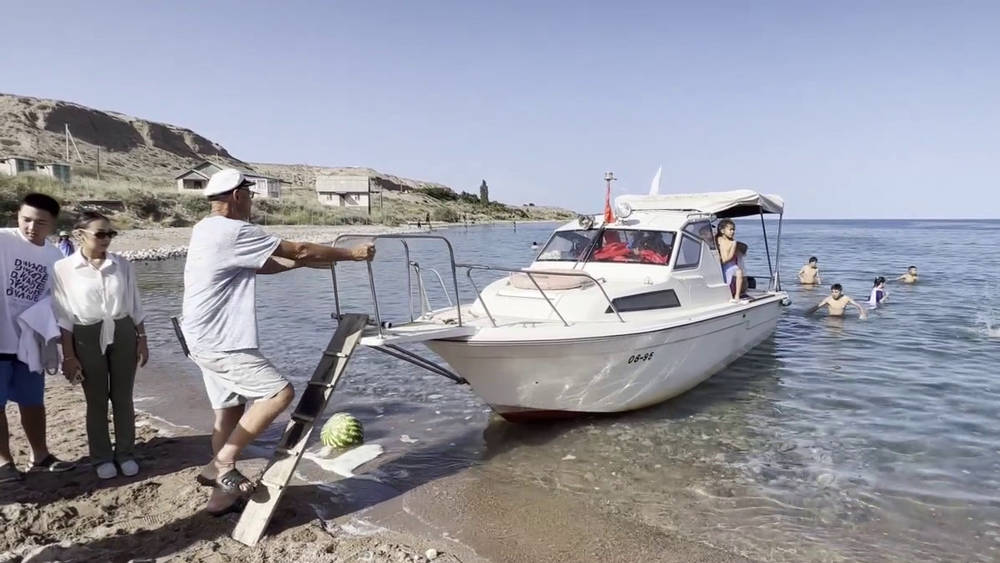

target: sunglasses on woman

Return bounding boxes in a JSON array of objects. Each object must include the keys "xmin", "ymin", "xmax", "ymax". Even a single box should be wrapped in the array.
[{"xmin": 84, "ymin": 230, "xmax": 118, "ymax": 240}]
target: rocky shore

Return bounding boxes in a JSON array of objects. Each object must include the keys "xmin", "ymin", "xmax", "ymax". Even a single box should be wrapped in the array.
[{"xmin": 111, "ymin": 224, "xmax": 420, "ymax": 262}]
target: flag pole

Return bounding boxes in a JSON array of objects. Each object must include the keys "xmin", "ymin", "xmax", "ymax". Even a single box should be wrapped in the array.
[{"xmin": 603, "ymin": 171, "xmax": 616, "ymax": 224}]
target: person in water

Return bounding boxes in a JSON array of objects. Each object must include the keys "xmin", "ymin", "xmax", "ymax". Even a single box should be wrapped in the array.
[
  {"xmin": 895, "ymin": 266, "xmax": 918, "ymax": 284},
  {"xmin": 716, "ymin": 220, "xmax": 744, "ymax": 300},
  {"xmin": 867, "ymin": 276, "xmax": 888, "ymax": 308},
  {"xmin": 806, "ymin": 283, "xmax": 867, "ymax": 319},
  {"xmin": 798, "ymin": 256, "xmax": 821, "ymax": 285}
]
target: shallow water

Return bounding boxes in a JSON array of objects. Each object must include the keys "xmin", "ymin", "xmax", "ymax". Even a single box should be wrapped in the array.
[{"xmin": 135, "ymin": 219, "xmax": 1000, "ymax": 562}]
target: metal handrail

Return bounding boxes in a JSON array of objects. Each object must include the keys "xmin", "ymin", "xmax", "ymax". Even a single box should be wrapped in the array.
[
  {"xmin": 458, "ymin": 263, "xmax": 625, "ymax": 327},
  {"xmin": 331, "ymin": 234, "xmax": 463, "ymax": 337}
]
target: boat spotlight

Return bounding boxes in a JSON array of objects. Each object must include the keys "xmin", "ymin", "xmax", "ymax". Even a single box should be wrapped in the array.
[
  {"xmin": 616, "ymin": 201, "xmax": 633, "ymax": 219},
  {"xmin": 577, "ymin": 215, "xmax": 595, "ymax": 229}
]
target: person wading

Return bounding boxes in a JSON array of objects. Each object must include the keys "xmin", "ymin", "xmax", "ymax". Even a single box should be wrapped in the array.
[
  {"xmin": 181, "ymin": 169, "xmax": 375, "ymax": 515},
  {"xmin": 53, "ymin": 211, "xmax": 148, "ymax": 480}
]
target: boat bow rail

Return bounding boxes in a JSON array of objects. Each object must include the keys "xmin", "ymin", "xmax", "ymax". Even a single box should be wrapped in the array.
[{"xmin": 329, "ymin": 234, "xmax": 625, "ymax": 342}]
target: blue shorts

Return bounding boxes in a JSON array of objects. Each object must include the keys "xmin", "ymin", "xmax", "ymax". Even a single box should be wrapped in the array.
[{"xmin": 0, "ymin": 357, "xmax": 45, "ymax": 407}]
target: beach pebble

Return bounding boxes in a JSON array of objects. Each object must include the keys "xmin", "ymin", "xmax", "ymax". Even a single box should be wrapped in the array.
[
  {"xmin": 400, "ymin": 434, "xmax": 419, "ymax": 443},
  {"xmin": 561, "ymin": 454, "xmax": 576, "ymax": 461},
  {"xmin": 425, "ymin": 548, "xmax": 439, "ymax": 560}
]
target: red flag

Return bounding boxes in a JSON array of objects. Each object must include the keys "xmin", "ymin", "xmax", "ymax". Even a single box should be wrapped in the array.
[{"xmin": 603, "ymin": 182, "xmax": 614, "ymax": 224}]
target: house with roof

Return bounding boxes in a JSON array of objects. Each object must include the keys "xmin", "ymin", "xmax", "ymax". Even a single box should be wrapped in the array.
[
  {"xmin": 36, "ymin": 162, "xmax": 72, "ymax": 183},
  {"xmin": 0, "ymin": 156, "xmax": 37, "ymax": 177},
  {"xmin": 175, "ymin": 160, "xmax": 282, "ymax": 199},
  {"xmin": 315, "ymin": 174, "xmax": 380, "ymax": 209}
]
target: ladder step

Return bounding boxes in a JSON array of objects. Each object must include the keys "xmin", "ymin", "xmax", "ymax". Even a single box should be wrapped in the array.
[
  {"xmin": 260, "ymin": 478, "xmax": 286, "ymax": 490},
  {"xmin": 306, "ymin": 381, "xmax": 336, "ymax": 389},
  {"xmin": 291, "ymin": 413, "xmax": 315, "ymax": 423},
  {"xmin": 323, "ymin": 351, "xmax": 349, "ymax": 358}
]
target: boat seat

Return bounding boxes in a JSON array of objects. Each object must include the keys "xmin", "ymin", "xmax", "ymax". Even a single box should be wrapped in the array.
[{"xmin": 509, "ymin": 272, "xmax": 594, "ymax": 290}]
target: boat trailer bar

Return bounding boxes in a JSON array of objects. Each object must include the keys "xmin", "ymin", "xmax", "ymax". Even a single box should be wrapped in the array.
[{"xmin": 369, "ymin": 343, "xmax": 466, "ymax": 384}]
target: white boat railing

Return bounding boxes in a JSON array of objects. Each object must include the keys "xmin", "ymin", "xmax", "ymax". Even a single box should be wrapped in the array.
[
  {"xmin": 328, "ymin": 234, "xmax": 626, "ymax": 336},
  {"xmin": 458, "ymin": 263, "xmax": 625, "ymax": 328}
]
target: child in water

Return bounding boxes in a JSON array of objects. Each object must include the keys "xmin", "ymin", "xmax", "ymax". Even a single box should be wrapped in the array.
[
  {"xmin": 895, "ymin": 266, "xmax": 918, "ymax": 284},
  {"xmin": 867, "ymin": 277, "xmax": 888, "ymax": 308},
  {"xmin": 806, "ymin": 283, "xmax": 868, "ymax": 319}
]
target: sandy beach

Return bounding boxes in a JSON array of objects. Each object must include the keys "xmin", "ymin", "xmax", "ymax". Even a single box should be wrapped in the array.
[{"xmin": 1, "ymin": 377, "xmax": 760, "ymax": 563}]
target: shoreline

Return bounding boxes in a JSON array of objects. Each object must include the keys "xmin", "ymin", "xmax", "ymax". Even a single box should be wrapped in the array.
[{"xmin": 2, "ymin": 372, "xmax": 760, "ymax": 563}]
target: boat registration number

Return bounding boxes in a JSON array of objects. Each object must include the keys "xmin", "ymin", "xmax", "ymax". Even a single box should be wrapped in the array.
[{"xmin": 627, "ymin": 352, "xmax": 654, "ymax": 364}]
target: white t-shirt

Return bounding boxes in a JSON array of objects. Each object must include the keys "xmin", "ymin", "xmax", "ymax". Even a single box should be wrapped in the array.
[
  {"xmin": 181, "ymin": 216, "xmax": 281, "ymax": 353},
  {"xmin": 0, "ymin": 228, "xmax": 63, "ymax": 354}
]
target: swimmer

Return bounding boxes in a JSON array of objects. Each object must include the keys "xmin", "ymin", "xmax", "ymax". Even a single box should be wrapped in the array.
[
  {"xmin": 530, "ymin": 241, "xmax": 539, "ymax": 250},
  {"xmin": 894, "ymin": 265, "xmax": 918, "ymax": 284},
  {"xmin": 806, "ymin": 283, "xmax": 867, "ymax": 319},
  {"xmin": 867, "ymin": 276, "xmax": 888, "ymax": 308},
  {"xmin": 798, "ymin": 256, "xmax": 821, "ymax": 285}
]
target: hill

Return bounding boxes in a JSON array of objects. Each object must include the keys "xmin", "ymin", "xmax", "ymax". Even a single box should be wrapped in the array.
[{"xmin": 0, "ymin": 93, "xmax": 574, "ymax": 227}]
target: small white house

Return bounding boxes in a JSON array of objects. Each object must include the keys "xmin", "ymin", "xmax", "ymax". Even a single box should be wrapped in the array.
[
  {"xmin": 315, "ymin": 174, "xmax": 377, "ymax": 208},
  {"xmin": 175, "ymin": 161, "xmax": 282, "ymax": 199},
  {"xmin": 0, "ymin": 156, "xmax": 37, "ymax": 177},
  {"xmin": 36, "ymin": 162, "xmax": 72, "ymax": 183}
]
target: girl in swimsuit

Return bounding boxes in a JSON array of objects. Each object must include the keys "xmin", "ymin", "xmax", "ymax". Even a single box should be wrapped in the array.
[{"xmin": 867, "ymin": 276, "xmax": 888, "ymax": 308}]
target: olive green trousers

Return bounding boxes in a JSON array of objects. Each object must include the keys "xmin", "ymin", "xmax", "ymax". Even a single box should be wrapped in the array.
[{"xmin": 73, "ymin": 317, "xmax": 138, "ymax": 464}]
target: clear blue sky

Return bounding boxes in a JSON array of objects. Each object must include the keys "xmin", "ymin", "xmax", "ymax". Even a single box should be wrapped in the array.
[{"xmin": 3, "ymin": 1, "xmax": 997, "ymax": 218}]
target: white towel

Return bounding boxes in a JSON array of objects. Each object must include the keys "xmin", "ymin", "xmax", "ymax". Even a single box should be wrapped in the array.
[{"xmin": 17, "ymin": 297, "xmax": 61, "ymax": 373}]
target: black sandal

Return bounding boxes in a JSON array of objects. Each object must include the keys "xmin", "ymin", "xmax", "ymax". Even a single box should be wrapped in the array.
[
  {"xmin": 195, "ymin": 473, "xmax": 214, "ymax": 487},
  {"xmin": 0, "ymin": 462, "xmax": 23, "ymax": 483},
  {"xmin": 29, "ymin": 454, "xmax": 75, "ymax": 473},
  {"xmin": 215, "ymin": 468, "xmax": 254, "ymax": 495},
  {"xmin": 207, "ymin": 496, "xmax": 247, "ymax": 517}
]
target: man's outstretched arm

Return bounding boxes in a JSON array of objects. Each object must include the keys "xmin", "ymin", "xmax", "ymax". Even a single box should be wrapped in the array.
[{"xmin": 258, "ymin": 240, "xmax": 375, "ymax": 274}]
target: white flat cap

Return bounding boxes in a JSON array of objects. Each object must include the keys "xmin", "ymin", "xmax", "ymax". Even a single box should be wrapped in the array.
[{"xmin": 205, "ymin": 168, "xmax": 253, "ymax": 197}]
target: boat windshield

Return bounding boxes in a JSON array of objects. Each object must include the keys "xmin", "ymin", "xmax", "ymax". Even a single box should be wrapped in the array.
[
  {"xmin": 536, "ymin": 229, "xmax": 601, "ymax": 262},
  {"xmin": 589, "ymin": 229, "xmax": 676, "ymax": 265}
]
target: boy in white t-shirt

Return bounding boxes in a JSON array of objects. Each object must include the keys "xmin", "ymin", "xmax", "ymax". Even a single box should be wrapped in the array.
[{"xmin": 1, "ymin": 193, "xmax": 76, "ymax": 483}]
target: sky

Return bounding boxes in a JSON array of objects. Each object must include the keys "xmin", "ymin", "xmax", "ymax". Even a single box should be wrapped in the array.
[{"xmin": 2, "ymin": 1, "xmax": 998, "ymax": 218}]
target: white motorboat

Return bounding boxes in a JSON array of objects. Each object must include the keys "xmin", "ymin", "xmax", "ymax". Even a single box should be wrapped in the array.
[{"xmin": 333, "ymin": 180, "xmax": 789, "ymax": 421}]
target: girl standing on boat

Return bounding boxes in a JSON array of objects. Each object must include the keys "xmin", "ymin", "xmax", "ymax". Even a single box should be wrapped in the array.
[
  {"xmin": 53, "ymin": 211, "xmax": 148, "ymax": 480},
  {"xmin": 867, "ymin": 276, "xmax": 888, "ymax": 308}
]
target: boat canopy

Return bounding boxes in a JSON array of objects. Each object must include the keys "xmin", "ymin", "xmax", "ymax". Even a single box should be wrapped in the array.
[{"xmin": 616, "ymin": 189, "xmax": 784, "ymax": 218}]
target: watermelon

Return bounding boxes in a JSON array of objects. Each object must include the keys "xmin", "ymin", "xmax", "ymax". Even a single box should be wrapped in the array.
[{"xmin": 320, "ymin": 412, "xmax": 364, "ymax": 448}]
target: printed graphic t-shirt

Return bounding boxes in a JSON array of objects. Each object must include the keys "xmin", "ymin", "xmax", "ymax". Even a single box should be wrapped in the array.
[
  {"xmin": 181, "ymin": 216, "xmax": 281, "ymax": 353},
  {"xmin": 0, "ymin": 228, "xmax": 63, "ymax": 354}
]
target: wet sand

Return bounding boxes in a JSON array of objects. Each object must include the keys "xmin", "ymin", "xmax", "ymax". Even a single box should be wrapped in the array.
[{"xmin": 1, "ymin": 375, "xmax": 759, "ymax": 562}]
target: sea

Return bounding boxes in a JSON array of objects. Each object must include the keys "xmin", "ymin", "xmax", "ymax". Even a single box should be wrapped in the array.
[{"xmin": 134, "ymin": 219, "xmax": 1000, "ymax": 562}]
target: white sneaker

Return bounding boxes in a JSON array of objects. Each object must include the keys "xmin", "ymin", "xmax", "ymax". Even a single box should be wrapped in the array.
[
  {"xmin": 118, "ymin": 459, "xmax": 139, "ymax": 477},
  {"xmin": 96, "ymin": 462, "xmax": 117, "ymax": 479}
]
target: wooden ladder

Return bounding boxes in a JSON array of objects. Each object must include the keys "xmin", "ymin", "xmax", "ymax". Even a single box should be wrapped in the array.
[{"xmin": 231, "ymin": 313, "xmax": 369, "ymax": 546}]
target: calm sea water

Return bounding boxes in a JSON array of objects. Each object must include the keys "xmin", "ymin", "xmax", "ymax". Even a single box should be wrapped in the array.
[{"xmin": 135, "ymin": 219, "xmax": 1000, "ymax": 562}]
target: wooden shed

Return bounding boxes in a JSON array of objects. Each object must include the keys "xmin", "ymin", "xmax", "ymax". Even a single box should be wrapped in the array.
[
  {"xmin": 0, "ymin": 156, "xmax": 37, "ymax": 176},
  {"xmin": 36, "ymin": 162, "xmax": 72, "ymax": 183}
]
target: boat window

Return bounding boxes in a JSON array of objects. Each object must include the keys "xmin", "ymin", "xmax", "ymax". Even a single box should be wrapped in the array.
[
  {"xmin": 589, "ymin": 229, "xmax": 675, "ymax": 265},
  {"xmin": 536, "ymin": 230, "xmax": 601, "ymax": 262},
  {"xmin": 683, "ymin": 221, "xmax": 716, "ymax": 250},
  {"xmin": 605, "ymin": 289, "xmax": 681, "ymax": 313},
  {"xmin": 674, "ymin": 234, "xmax": 702, "ymax": 269}
]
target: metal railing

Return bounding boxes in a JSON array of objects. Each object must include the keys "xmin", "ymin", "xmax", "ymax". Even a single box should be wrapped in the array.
[
  {"xmin": 331, "ymin": 234, "xmax": 463, "ymax": 339},
  {"xmin": 458, "ymin": 263, "xmax": 625, "ymax": 328}
]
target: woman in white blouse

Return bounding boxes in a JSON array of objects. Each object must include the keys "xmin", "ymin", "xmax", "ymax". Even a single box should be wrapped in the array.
[{"xmin": 52, "ymin": 211, "xmax": 148, "ymax": 480}]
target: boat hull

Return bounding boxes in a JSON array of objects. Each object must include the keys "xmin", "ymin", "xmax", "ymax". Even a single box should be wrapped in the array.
[{"xmin": 425, "ymin": 298, "xmax": 782, "ymax": 419}]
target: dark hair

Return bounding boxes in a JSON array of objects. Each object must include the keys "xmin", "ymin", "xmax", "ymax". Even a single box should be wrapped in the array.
[
  {"xmin": 908, "ymin": 265, "xmax": 917, "ymax": 270},
  {"xmin": 808, "ymin": 256, "xmax": 817, "ymax": 263},
  {"xmin": 873, "ymin": 276, "xmax": 886, "ymax": 286},
  {"xmin": 717, "ymin": 219, "xmax": 735, "ymax": 233},
  {"xmin": 831, "ymin": 283, "xmax": 843, "ymax": 291},
  {"xmin": 73, "ymin": 210, "xmax": 110, "ymax": 231},
  {"xmin": 20, "ymin": 193, "xmax": 60, "ymax": 218}
]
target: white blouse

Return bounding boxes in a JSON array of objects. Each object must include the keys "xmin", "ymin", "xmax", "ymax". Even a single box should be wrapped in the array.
[{"xmin": 52, "ymin": 251, "xmax": 146, "ymax": 352}]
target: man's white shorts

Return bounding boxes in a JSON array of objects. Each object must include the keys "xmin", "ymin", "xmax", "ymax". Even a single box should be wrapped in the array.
[{"xmin": 190, "ymin": 349, "xmax": 289, "ymax": 409}]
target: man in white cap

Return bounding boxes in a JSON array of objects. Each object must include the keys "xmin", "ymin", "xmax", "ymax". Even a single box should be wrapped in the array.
[{"xmin": 181, "ymin": 168, "xmax": 374, "ymax": 515}]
